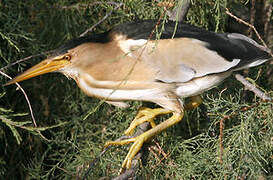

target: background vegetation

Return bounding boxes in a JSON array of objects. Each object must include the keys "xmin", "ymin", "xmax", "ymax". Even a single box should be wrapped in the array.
[{"xmin": 0, "ymin": 0, "xmax": 272, "ymax": 179}]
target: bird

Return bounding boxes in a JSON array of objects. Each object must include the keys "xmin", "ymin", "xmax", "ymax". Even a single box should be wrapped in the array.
[{"xmin": 5, "ymin": 20, "xmax": 272, "ymax": 171}]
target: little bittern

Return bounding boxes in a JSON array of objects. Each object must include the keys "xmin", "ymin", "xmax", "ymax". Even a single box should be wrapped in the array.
[{"xmin": 5, "ymin": 20, "xmax": 272, "ymax": 171}]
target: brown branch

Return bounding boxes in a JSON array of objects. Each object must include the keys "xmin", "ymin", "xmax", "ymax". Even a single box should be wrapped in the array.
[
  {"xmin": 149, "ymin": 141, "xmax": 170, "ymax": 168},
  {"xmin": 226, "ymin": 7, "xmax": 273, "ymax": 60},
  {"xmin": 219, "ymin": 117, "xmax": 224, "ymax": 164},
  {"xmin": 112, "ymin": 123, "xmax": 150, "ymax": 180},
  {"xmin": 235, "ymin": 74, "xmax": 272, "ymax": 101},
  {"xmin": 225, "ymin": 8, "xmax": 268, "ymax": 49},
  {"xmin": 157, "ymin": 0, "xmax": 175, "ymax": 9},
  {"xmin": 166, "ymin": 0, "xmax": 191, "ymax": 22}
]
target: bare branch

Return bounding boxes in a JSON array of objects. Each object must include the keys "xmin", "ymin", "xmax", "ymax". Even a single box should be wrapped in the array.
[
  {"xmin": 167, "ymin": 0, "xmax": 191, "ymax": 22},
  {"xmin": 82, "ymin": 123, "xmax": 150, "ymax": 180},
  {"xmin": 219, "ymin": 117, "xmax": 224, "ymax": 164},
  {"xmin": 235, "ymin": 74, "xmax": 272, "ymax": 101},
  {"xmin": 112, "ymin": 122, "xmax": 150, "ymax": 180}
]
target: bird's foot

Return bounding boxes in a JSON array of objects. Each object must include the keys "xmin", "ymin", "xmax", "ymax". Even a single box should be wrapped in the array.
[
  {"xmin": 104, "ymin": 112, "xmax": 183, "ymax": 172},
  {"xmin": 184, "ymin": 95, "xmax": 203, "ymax": 110},
  {"xmin": 123, "ymin": 96, "xmax": 201, "ymax": 136},
  {"xmin": 104, "ymin": 132, "xmax": 147, "ymax": 173},
  {"xmin": 124, "ymin": 107, "xmax": 172, "ymax": 136}
]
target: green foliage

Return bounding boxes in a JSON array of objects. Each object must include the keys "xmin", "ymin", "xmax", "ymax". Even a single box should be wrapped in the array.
[
  {"xmin": 0, "ymin": 0, "xmax": 272, "ymax": 179},
  {"xmin": 187, "ymin": 0, "xmax": 228, "ymax": 31}
]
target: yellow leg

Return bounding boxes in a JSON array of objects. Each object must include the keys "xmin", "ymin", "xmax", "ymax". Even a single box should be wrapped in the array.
[
  {"xmin": 124, "ymin": 107, "xmax": 172, "ymax": 135},
  {"xmin": 104, "ymin": 111, "xmax": 184, "ymax": 171},
  {"xmin": 184, "ymin": 95, "xmax": 203, "ymax": 110},
  {"xmin": 124, "ymin": 96, "xmax": 201, "ymax": 136}
]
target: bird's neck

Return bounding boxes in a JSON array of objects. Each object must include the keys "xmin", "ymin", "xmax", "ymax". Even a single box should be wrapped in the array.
[{"xmin": 59, "ymin": 67, "xmax": 79, "ymax": 81}]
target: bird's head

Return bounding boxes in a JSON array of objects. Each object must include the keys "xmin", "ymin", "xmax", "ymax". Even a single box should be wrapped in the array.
[
  {"xmin": 4, "ymin": 34, "xmax": 107, "ymax": 86},
  {"xmin": 4, "ymin": 52, "xmax": 76, "ymax": 86}
]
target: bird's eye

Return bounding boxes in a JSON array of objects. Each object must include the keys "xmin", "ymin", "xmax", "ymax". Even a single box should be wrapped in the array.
[{"xmin": 64, "ymin": 55, "xmax": 71, "ymax": 61}]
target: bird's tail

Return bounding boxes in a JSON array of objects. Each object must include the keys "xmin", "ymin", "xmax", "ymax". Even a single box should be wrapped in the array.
[{"xmin": 228, "ymin": 33, "xmax": 272, "ymax": 71}]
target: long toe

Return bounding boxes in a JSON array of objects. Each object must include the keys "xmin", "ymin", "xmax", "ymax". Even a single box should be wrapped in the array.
[{"xmin": 124, "ymin": 108, "xmax": 172, "ymax": 135}]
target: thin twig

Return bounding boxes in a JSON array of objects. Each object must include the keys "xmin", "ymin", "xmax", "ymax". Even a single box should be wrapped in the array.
[
  {"xmin": 149, "ymin": 141, "xmax": 170, "ymax": 168},
  {"xmin": 219, "ymin": 117, "xmax": 224, "ymax": 164},
  {"xmin": 80, "ymin": 2, "xmax": 123, "ymax": 37},
  {"xmin": 0, "ymin": 50, "xmax": 54, "ymax": 71},
  {"xmin": 235, "ymin": 74, "xmax": 272, "ymax": 101},
  {"xmin": 1, "ymin": 71, "xmax": 51, "ymax": 142},
  {"xmin": 0, "ymin": 70, "xmax": 37, "ymax": 127},
  {"xmin": 225, "ymin": 8, "xmax": 268, "ymax": 49},
  {"xmin": 225, "ymin": 7, "xmax": 273, "ymax": 61},
  {"xmin": 156, "ymin": 0, "xmax": 175, "ymax": 9}
]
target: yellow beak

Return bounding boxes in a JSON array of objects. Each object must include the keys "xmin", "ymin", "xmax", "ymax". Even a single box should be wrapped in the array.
[{"xmin": 4, "ymin": 58, "xmax": 70, "ymax": 86}]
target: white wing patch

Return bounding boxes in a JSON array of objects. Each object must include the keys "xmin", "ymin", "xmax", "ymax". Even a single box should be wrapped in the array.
[{"xmin": 118, "ymin": 39, "xmax": 147, "ymax": 57}]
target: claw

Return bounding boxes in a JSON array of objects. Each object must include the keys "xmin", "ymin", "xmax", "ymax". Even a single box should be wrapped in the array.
[
  {"xmin": 104, "ymin": 135, "xmax": 143, "ymax": 171},
  {"xmin": 104, "ymin": 111, "xmax": 184, "ymax": 171},
  {"xmin": 124, "ymin": 108, "xmax": 172, "ymax": 135}
]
